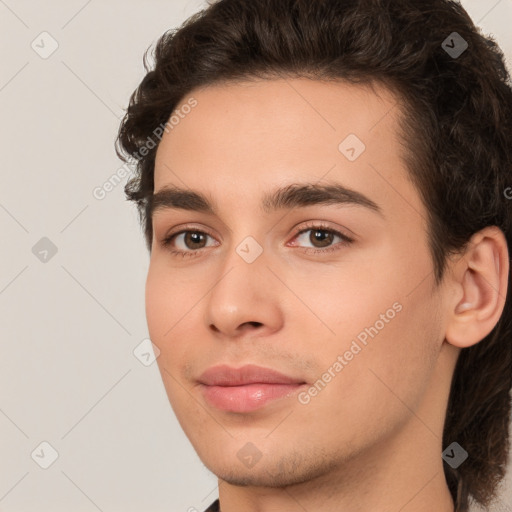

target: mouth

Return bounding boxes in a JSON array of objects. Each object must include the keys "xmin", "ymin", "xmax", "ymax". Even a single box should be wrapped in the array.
[{"xmin": 197, "ymin": 364, "xmax": 308, "ymax": 413}]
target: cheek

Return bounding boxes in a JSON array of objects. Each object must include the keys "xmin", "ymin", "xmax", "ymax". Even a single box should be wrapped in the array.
[
  {"xmin": 368, "ymin": 300, "xmax": 439, "ymax": 407},
  {"xmin": 284, "ymin": 257, "xmax": 393, "ymax": 342},
  {"xmin": 145, "ymin": 262, "xmax": 208, "ymax": 383},
  {"xmin": 294, "ymin": 300, "xmax": 439, "ymax": 454},
  {"xmin": 294, "ymin": 258, "xmax": 440, "ymax": 417},
  {"xmin": 145, "ymin": 266, "xmax": 170, "ymax": 342},
  {"xmin": 145, "ymin": 266, "xmax": 199, "ymax": 418},
  {"xmin": 145, "ymin": 261, "xmax": 200, "ymax": 339},
  {"xmin": 144, "ymin": 264, "xmax": 192, "ymax": 370}
]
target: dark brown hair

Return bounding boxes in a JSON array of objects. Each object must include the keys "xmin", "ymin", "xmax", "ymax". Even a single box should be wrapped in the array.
[{"xmin": 115, "ymin": 0, "xmax": 512, "ymax": 510}]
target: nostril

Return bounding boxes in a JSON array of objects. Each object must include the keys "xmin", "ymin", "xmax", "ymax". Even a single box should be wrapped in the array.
[{"xmin": 246, "ymin": 321, "xmax": 263, "ymax": 328}]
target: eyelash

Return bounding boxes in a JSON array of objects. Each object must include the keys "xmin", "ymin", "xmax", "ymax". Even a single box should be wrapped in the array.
[{"xmin": 160, "ymin": 221, "xmax": 354, "ymax": 259}]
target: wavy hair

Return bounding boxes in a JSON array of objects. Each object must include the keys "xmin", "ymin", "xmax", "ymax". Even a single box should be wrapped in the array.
[{"xmin": 115, "ymin": 1, "xmax": 512, "ymax": 509}]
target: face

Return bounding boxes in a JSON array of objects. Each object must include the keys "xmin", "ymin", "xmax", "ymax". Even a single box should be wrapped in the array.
[{"xmin": 146, "ymin": 78, "xmax": 452, "ymax": 487}]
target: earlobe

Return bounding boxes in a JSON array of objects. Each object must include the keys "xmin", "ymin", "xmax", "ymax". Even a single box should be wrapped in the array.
[{"xmin": 445, "ymin": 226, "xmax": 509, "ymax": 349}]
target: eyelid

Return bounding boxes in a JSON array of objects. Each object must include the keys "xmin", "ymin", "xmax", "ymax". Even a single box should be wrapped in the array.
[
  {"xmin": 160, "ymin": 224, "xmax": 219, "ymax": 250},
  {"xmin": 162, "ymin": 220, "xmax": 352, "ymax": 239},
  {"xmin": 160, "ymin": 222, "xmax": 218, "ymax": 241},
  {"xmin": 159, "ymin": 220, "xmax": 354, "ymax": 256},
  {"xmin": 289, "ymin": 220, "xmax": 354, "ymax": 242}
]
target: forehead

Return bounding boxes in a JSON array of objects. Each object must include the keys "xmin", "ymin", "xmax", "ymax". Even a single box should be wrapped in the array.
[{"xmin": 153, "ymin": 78, "xmax": 423, "ymax": 224}]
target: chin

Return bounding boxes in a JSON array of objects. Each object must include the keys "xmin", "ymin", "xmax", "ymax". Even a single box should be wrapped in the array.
[
  {"xmin": 212, "ymin": 468, "xmax": 299, "ymax": 488},
  {"xmin": 201, "ymin": 451, "xmax": 335, "ymax": 489}
]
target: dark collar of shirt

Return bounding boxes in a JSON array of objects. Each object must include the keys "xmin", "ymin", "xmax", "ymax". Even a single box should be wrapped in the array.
[{"xmin": 204, "ymin": 498, "xmax": 220, "ymax": 511}]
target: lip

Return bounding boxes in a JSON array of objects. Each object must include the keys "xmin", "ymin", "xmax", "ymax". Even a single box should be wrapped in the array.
[{"xmin": 198, "ymin": 364, "xmax": 307, "ymax": 413}]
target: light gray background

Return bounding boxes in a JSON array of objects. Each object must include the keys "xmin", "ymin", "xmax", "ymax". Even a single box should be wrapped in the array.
[{"xmin": 0, "ymin": 1, "xmax": 511, "ymax": 511}]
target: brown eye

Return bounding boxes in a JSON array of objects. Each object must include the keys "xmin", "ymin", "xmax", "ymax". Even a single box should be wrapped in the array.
[
  {"xmin": 289, "ymin": 223, "xmax": 354, "ymax": 255},
  {"xmin": 161, "ymin": 230, "xmax": 218, "ymax": 256},
  {"xmin": 309, "ymin": 229, "xmax": 335, "ymax": 248},
  {"xmin": 183, "ymin": 231, "xmax": 207, "ymax": 249}
]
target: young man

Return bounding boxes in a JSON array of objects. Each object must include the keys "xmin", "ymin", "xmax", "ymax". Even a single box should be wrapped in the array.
[{"xmin": 116, "ymin": 1, "xmax": 512, "ymax": 511}]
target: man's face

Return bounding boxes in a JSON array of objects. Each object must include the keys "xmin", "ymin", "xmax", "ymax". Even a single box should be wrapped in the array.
[{"xmin": 146, "ymin": 78, "xmax": 453, "ymax": 487}]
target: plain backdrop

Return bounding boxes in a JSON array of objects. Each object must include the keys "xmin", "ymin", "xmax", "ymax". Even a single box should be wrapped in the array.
[{"xmin": 0, "ymin": 1, "xmax": 511, "ymax": 511}]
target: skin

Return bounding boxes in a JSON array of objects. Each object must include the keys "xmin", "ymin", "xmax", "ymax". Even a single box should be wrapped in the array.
[{"xmin": 146, "ymin": 78, "xmax": 509, "ymax": 512}]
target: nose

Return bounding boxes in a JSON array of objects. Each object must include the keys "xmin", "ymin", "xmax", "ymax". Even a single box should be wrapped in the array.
[{"xmin": 203, "ymin": 239, "xmax": 285, "ymax": 339}]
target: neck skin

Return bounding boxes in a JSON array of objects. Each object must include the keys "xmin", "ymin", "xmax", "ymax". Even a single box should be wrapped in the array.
[{"xmin": 215, "ymin": 344, "xmax": 458, "ymax": 512}]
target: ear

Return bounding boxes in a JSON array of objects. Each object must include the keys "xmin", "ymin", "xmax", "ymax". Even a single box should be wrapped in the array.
[{"xmin": 445, "ymin": 226, "xmax": 509, "ymax": 348}]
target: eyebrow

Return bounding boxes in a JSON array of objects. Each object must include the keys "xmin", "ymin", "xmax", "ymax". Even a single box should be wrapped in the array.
[{"xmin": 148, "ymin": 182, "xmax": 384, "ymax": 219}]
